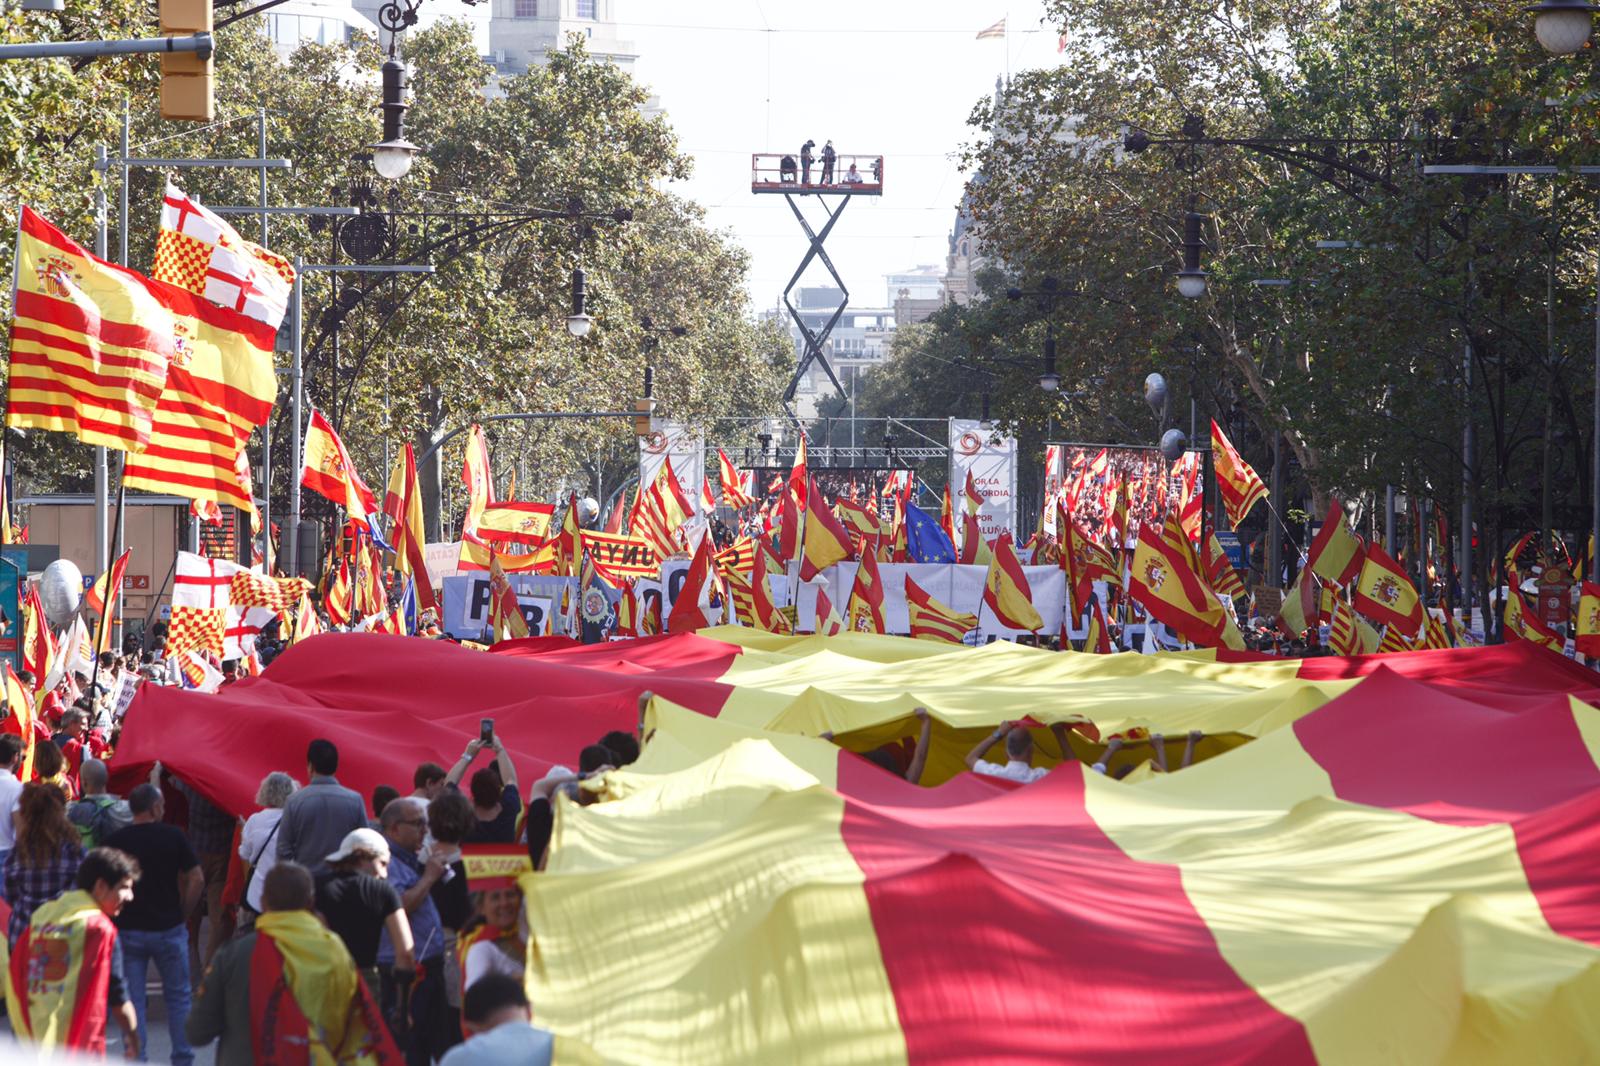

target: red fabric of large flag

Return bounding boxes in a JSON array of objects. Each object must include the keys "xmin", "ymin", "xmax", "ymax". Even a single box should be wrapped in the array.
[{"xmin": 1210, "ymin": 419, "xmax": 1269, "ymax": 528}]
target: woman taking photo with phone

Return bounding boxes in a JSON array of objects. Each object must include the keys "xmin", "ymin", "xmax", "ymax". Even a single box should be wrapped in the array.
[{"xmin": 443, "ymin": 726, "xmax": 521, "ymax": 845}]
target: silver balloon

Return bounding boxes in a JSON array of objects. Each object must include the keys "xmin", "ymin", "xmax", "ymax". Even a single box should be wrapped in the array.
[
  {"xmin": 1144, "ymin": 373, "xmax": 1168, "ymax": 414},
  {"xmin": 577, "ymin": 496, "xmax": 600, "ymax": 527},
  {"xmin": 1159, "ymin": 428, "xmax": 1189, "ymax": 462},
  {"xmin": 39, "ymin": 558, "xmax": 84, "ymax": 628}
]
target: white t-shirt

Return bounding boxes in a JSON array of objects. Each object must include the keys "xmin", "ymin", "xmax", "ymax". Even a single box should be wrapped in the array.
[
  {"xmin": 440, "ymin": 1022, "xmax": 553, "ymax": 1066},
  {"xmin": 0, "ymin": 770, "xmax": 22, "ymax": 850},
  {"xmin": 463, "ymin": 937, "xmax": 524, "ymax": 990},
  {"xmin": 239, "ymin": 808, "xmax": 285, "ymax": 913},
  {"xmin": 972, "ymin": 759, "xmax": 1050, "ymax": 784}
]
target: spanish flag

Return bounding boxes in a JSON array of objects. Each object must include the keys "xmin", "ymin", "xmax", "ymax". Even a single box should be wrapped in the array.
[
  {"xmin": 905, "ymin": 573, "xmax": 976, "ymax": 644},
  {"xmin": 845, "ymin": 550, "xmax": 886, "ymax": 634},
  {"xmin": 291, "ymin": 593, "xmax": 322, "ymax": 646},
  {"xmin": 1350, "ymin": 543, "xmax": 1422, "ymax": 639},
  {"xmin": 751, "ymin": 546, "xmax": 792, "ymax": 634},
  {"xmin": 777, "ymin": 484, "xmax": 802, "ymax": 565},
  {"xmin": 788, "ymin": 435, "xmax": 808, "ymax": 503},
  {"xmin": 1307, "ymin": 497, "xmax": 1365, "ymax": 586},
  {"xmin": 1278, "ymin": 565, "xmax": 1320, "ymax": 638},
  {"xmin": 3, "ymin": 890, "xmax": 121, "ymax": 1053},
  {"xmin": 800, "ymin": 477, "xmax": 854, "ymax": 580},
  {"xmin": 1084, "ymin": 597, "xmax": 1114, "ymax": 653},
  {"xmin": 460, "ymin": 423, "xmax": 495, "ymax": 538},
  {"xmin": 669, "ymin": 533, "xmax": 719, "ymax": 634},
  {"xmin": 982, "ymin": 530, "xmax": 1042, "ymax": 631},
  {"xmin": 1061, "ymin": 503, "xmax": 1121, "ymax": 614},
  {"xmin": 474, "ymin": 501, "xmax": 555, "ymax": 548},
  {"xmin": 300, "ymin": 409, "xmax": 377, "ymax": 521},
  {"xmin": 88, "ymin": 548, "xmax": 131, "ymax": 656},
  {"xmin": 458, "ymin": 532, "xmax": 556, "ymax": 574},
  {"xmin": 555, "ymin": 493, "xmax": 583, "ymax": 578},
  {"xmin": 1576, "ymin": 581, "xmax": 1600, "ymax": 658},
  {"xmin": 940, "ymin": 484, "xmax": 955, "ymax": 544},
  {"xmin": 3, "ymin": 665, "xmax": 36, "ymax": 783},
  {"xmin": 381, "ymin": 442, "xmax": 436, "ymax": 610},
  {"xmin": 814, "ymin": 585, "xmax": 846, "ymax": 636},
  {"xmin": 250, "ymin": 909, "xmax": 402, "ymax": 1064},
  {"xmin": 1210, "ymin": 419, "xmax": 1268, "ymax": 528},
  {"xmin": 958, "ymin": 510, "xmax": 992, "ymax": 566},
  {"xmin": 487, "ymin": 551, "xmax": 529, "ymax": 642},
  {"xmin": 7, "ymin": 208, "xmax": 184, "ymax": 451},
  {"xmin": 20, "ymin": 586, "xmax": 54, "ymax": 695},
  {"xmin": 1129, "ymin": 515, "xmax": 1243, "ymax": 650},
  {"xmin": 1503, "ymin": 588, "xmax": 1564, "ymax": 654}
]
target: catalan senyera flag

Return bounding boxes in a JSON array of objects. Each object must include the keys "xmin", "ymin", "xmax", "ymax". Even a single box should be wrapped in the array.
[
  {"xmin": 722, "ymin": 568, "xmax": 757, "ymax": 628},
  {"xmin": 89, "ymin": 548, "xmax": 130, "ymax": 657},
  {"xmin": 633, "ymin": 459, "xmax": 695, "ymax": 561},
  {"xmin": 487, "ymin": 551, "xmax": 529, "ymax": 643},
  {"xmin": 982, "ymin": 530, "xmax": 1043, "ymax": 632},
  {"xmin": 700, "ymin": 475, "xmax": 717, "ymax": 516},
  {"xmin": 801, "ymin": 478, "xmax": 855, "ymax": 581},
  {"xmin": 1376, "ymin": 622, "xmax": 1410, "ymax": 653},
  {"xmin": 834, "ymin": 498, "xmax": 884, "ymax": 557},
  {"xmin": 1503, "ymin": 588, "xmax": 1564, "ymax": 654},
  {"xmin": 1129, "ymin": 515, "xmax": 1244, "ymax": 650},
  {"xmin": 751, "ymin": 547, "xmax": 792, "ymax": 635},
  {"xmin": 474, "ymin": 502, "xmax": 555, "ymax": 548},
  {"xmin": 904, "ymin": 574, "xmax": 976, "ymax": 644},
  {"xmin": 460, "ymin": 423, "xmax": 495, "ymax": 538},
  {"xmin": 1576, "ymin": 581, "xmax": 1600, "ymax": 658},
  {"xmin": 1327, "ymin": 595, "xmax": 1360, "ymax": 655},
  {"xmin": 300, "ymin": 409, "xmax": 377, "ymax": 520},
  {"xmin": 845, "ymin": 550, "xmax": 886, "ymax": 634},
  {"xmin": 291, "ymin": 594, "xmax": 322, "ymax": 646},
  {"xmin": 1351, "ymin": 542, "xmax": 1423, "ymax": 639},
  {"xmin": 382, "ymin": 442, "xmax": 436, "ymax": 611},
  {"xmin": 717, "ymin": 448, "xmax": 757, "ymax": 510},
  {"xmin": 1210, "ymin": 419, "xmax": 1268, "ymax": 528},
  {"xmin": 1307, "ymin": 497, "xmax": 1365, "ymax": 586},
  {"xmin": 6, "ymin": 207, "xmax": 193, "ymax": 451}
]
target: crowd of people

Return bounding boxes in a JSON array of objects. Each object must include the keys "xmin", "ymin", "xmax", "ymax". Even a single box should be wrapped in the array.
[{"xmin": 0, "ymin": 677, "xmax": 646, "ymax": 1064}]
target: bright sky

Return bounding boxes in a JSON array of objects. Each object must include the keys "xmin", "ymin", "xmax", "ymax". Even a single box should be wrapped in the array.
[
  {"xmin": 623, "ymin": 1, "xmax": 1060, "ymax": 311},
  {"xmin": 421, "ymin": 1, "xmax": 1061, "ymax": 310}
]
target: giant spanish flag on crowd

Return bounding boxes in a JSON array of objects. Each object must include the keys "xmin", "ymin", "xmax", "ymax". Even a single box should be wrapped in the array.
[{"xmin": 108, "ymin": 629, "xmax": 1600, "ymax": 1065}]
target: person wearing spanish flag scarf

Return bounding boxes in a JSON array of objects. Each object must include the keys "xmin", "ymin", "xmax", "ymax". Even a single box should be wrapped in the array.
[
  {"xmin": 186, "ymin": 861, "xmax": 403, "ymax": 1065},
  {"xmin": 3, "ymin": 847, "xmax": 141, "ymax": 1057},
  {"xmin": 457, "ymin": 845, "xmax": 532, "ymax": 996}
]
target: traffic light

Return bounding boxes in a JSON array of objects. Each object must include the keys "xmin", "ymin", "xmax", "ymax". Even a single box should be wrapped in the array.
[
  {"xmin": 158, "ymin": 0, "xmax": 213, "ymax": 122},
  {"xmin": 634, "ymin": 364, "xmax": 656, "ymax": 436}
]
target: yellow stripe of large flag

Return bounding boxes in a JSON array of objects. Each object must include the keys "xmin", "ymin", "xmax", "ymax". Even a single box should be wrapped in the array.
[
  {"xmin": 904, "ymin": 573, "xmax": 976, "ymax": 643},
  {"xmin": 982, "ymin": 530, "xmax": 1043, "ymax": 631},
  {"xmin": 8, "ymin": 207, "xmax": 192, "ymax": 452},
  {"xmin": 1210, "ymin": 419, "xmax": 1268, "ymax": 528}
]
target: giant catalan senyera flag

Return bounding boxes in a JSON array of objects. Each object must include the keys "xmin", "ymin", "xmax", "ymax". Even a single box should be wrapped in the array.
[{"xmin": 108, "ymin": 630, "xmax": 1600, "ymax": 1065}]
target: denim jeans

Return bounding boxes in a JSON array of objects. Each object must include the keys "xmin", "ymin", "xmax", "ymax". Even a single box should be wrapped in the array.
[{"xmin": 120, "ymin": 924, "xmax": 193, "ymax": 1066}]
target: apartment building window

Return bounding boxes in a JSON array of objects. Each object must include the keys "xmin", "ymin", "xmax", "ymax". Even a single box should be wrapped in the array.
[
  {"xmin": 576, "ymin": 0, "xmax": 596, "ymax": 17},
  {"xmin": 515, "ymin": 0, "xmax": 537, "ymax": 17}
]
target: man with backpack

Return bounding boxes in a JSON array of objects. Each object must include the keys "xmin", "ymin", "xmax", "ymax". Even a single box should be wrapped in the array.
[{"xmin": 66, "ymin": 758, "xmax": 132, "ymax": 848}]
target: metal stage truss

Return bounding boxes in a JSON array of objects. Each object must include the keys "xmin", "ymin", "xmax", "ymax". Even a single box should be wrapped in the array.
[{"xmin": 751, "ymin": 152, "xmax": 884, "ymax": 425}]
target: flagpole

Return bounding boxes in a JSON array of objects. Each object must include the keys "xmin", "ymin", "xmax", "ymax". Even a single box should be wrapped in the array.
[
  {"xmin": 90, "ymin": 481, "xmax": 125, "ymax": 694},
  {"xmin": 287, "ymin": 258, "xmax": 304, "ymax": 576},
  {"xmin": 93, "ymin": 178, "xmax": 109, "ymax": 595}
]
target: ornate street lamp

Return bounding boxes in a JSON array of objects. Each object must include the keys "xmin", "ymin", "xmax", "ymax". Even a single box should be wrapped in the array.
[
  {"xmin": 1530, "ymin": 0, "xmax": 1594, "ymax": 53},
  {"xmin": 370, "ymin": 59, "xmax": 421, "ymax": 180},
  {"xmin": 566, "ymin": 266, "xmax": 593, "ymax": 338}
]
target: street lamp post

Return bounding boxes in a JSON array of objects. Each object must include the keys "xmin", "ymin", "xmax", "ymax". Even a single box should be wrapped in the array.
[{"xmin": 1005, "ymin": 277, "xmax": 1071, "ymax": 391}]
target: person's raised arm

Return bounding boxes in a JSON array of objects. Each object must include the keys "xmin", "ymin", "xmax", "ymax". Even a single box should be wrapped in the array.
[
  {"xmin": 1091, "ymin": 737, "xmax": 1125, "ymax": 775},
  {"xmin": 491, "ymin": 737, "xmax": 518, "ymax": 793},
  {"xmin": 1047, "ymin": 721, "xmax": 1076, "ymax": 761},
  {"xmin": 444, "ymin": 738, "xmax": 484, "ymax": 789},
  {"xmin": 904, "ymin": 708, "xmax": 933, "ymax": 786},
  {"xmin": 1182, "ymin": 729, "xmax": 1202, "ymax": 769},
  {"xmin": 401, "ymin": 852, "xmax": 446, "ymax": 913},
  {"xmin": 964, "ymin": 721, "xmax": 1013, "ymax": 771},
  {"xmin": 1150, "ymin": 733, "xmax": 1168, "ymax": 773},
  {"xmin": 636, "ymin": 689, "xmax": 654, "ymax": 737}
]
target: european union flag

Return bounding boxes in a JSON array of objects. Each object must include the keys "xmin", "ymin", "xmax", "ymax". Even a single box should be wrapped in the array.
[{"xmin": 906, "ymin": 503, "xmax": 957, "ymax": 563}]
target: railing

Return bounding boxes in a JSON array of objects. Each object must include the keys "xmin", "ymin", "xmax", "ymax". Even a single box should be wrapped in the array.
[{"xmin": 751, "ymin": 152, "xmax": 884, "ymax": 194}]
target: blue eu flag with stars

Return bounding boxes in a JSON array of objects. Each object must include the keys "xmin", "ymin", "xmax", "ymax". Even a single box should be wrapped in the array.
[{"xmin": 906, "ymin": 503, "xmax": 957, "ymax": 563}]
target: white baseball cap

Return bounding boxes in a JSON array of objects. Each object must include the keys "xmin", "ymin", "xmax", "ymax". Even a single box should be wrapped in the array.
[{"xmin": 325, "ymin": 827, "xmax": 389, "ymax": 865}]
